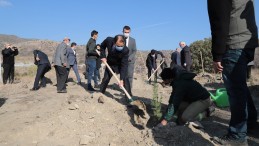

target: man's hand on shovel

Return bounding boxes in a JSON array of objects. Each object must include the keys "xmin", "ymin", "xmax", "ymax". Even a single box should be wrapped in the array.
[{"xmin": 118, "ymin": 80, "xmax": 124, "ymax": 87}]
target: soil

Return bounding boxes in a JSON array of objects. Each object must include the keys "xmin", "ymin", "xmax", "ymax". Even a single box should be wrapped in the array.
[{"xmin": 0, "ymin": 68, "xmax": 259, "ymax": 146}]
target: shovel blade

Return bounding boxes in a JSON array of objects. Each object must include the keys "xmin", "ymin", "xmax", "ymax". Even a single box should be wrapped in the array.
[{"xmin": 130, "ymin": 100, "xmax": 146, "ymax": 111}]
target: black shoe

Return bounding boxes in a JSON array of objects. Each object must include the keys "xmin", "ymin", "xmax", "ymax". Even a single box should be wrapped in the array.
[
  {"xmin": 30, "ymin": 87, "xmax": 40, "ymax": 91},
  {"xmin": 211, "ymin": 134, "xmax": 248, "ymax": 146},
  {"xmin": 77, "ymin": 82, "xmax": 82, "ymax": 85},
  {"xmin": 41, "ymin": 85, "xmax": 46, "ymax": 88},
  {"xmin": 57, "ymin": 89, "xmax": 67, "ymax": 93},
  {"xmin": 88, "ymin": 84, "xmax": 96, "ymax": 91},
  {"xmin": 94, "ymin": 84, "xmax": 100, "ymax": 88}
]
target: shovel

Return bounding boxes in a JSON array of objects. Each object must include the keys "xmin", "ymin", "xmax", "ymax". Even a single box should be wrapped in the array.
[
  {"xmin": 148, "ymin": 59, "xmax": 165, "ymax": 81},
  {"xmin": 103, "ymin": 61, "xmax": 148, "ymax": 114}
]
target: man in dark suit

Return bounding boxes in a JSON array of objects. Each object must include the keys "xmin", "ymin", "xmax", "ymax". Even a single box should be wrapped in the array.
[
  {"xmin": 170, "ymin": 48, "xmax": 181, "ymax": 68},
  {"xmin": 67, "ymin": 42, "xmax": 81, "ymax": 85},
  {"xmin": 52, "ymin": 37, "xmax": 70, "ymax": 93},
  {"xmin": 179, "ymin": 41, "xmax": 192, "ymax": 71},
  {"xmin": 99, "ymin": 35, "xmax": 132, "ymax": 99},
  {"xmin": 30, "ymin": 50, "xmax": 51, "ymax": 91},
  {"xmin": 123, "ymin": 26, "xmax": 137, "ymax": 89},
  {"xmin": 2, "ymin": 44, "xmax": 19, "ymax": 84},
  {"xmin": 146, "ymin": 49, "xmax": 165, "ymax": 84}
]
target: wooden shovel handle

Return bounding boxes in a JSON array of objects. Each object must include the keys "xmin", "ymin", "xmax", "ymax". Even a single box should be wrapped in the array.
[
  {"xmin": 103, "ymin": 61, "xmax": 132, "ymax": 100},
  {"xmin": 148, "ymin": 59, "xmax": 165, "ymax": 81}
]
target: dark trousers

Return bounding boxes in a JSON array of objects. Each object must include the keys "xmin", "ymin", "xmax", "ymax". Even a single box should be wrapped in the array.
[
  {"xmin": 54, "ymin": 66, "xmax": 67, "ymax": 91},
  {"xmin": 127, "ymin": 63, "xmax": 135, "ymax": 89},
  {"xmin": 147, "ymin": 68, "xmax": 157, "ymax": 83},
  {"xmin": 2, "ymin": 64, "xmax": 14, "ymax": 84},
  {"xmin": 33, "ymin": 64, "xmax": 49, "ymax": 88},
  {"xmin": 100, "ymin": 67, "xmax": 132, "ymax": 96},
  {"xmin": 222, "ymin": 49, "xmax": 257, "ymax": 139},
  {"xmin": 184, "ymin": 64, "xmax": 192, "ymax": 72}
]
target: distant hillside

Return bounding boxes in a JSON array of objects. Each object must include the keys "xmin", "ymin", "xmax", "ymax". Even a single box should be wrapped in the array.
[
  {"xmin": 0, "ymin": 34, "xmax": 35, "ymax": 46},
  {"xmin": 0, "ymin": 34, "xmax": 174, "ymax": 73},
  {"xmin": 2, "ymin": 34, "xmax": 259, "ymax": 71}
]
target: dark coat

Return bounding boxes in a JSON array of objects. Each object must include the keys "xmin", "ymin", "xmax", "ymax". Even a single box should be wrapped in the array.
[
  {"xmin": 33, "ymin": 50, "xmax": 51, "ymax": 70},
  {"xmin": 2, "ymin": 47, "xmax": 19, "ymax": 65},
  {"xmin": 163, "ymin": 67, "xmax": 210, "ymax": 121},
  {"xmin": 208, "ymin": 0, "xmax": 258, "ymax": 62},
  {"xmin": 100, "ymin": 37, "xmax": 129, "ymax": 80},
  {"xmin": 180, "ymin": 45, "xmax": 192, "ymax": 66},
  {"xmin": 86, "ymin": 38, "xmax": 98, "ymax": 60},
  {"xmin": 146, "ymin": 50, "xmax": 165, "ymax": 69}
]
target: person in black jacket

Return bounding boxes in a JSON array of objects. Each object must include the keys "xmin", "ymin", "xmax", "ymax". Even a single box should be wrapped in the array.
[
  {"xmin": 159, "ymin": 66, "xmax": 212, "ymax": 126},
  {"xmin": 179, "ymin": 42, "xmax": 192, "ymax": 71},
  {"xmin": 170, "ymin": 48, "xmax": 181, "ymax": 68},
  {"xmin": 86, "ymin": 30, "xmax": 99, "ymax": 91},
  {"xmin": 208, "ymin": 0, "xmax": 258, "ymax": 145},
  {"xmin": 30, "ymin": 50, "xmax": 51, "ymax": 91},
  {"xmin": 146, "ymin": 49, "xmax": 165, "ymax": 84},
  {"xmin": 99, "ymin": 35, "xmax": 132, "ymax": 100},
  {"xmin": 2, "ymin": 44, "xmax": 19, "ymax": 84}
]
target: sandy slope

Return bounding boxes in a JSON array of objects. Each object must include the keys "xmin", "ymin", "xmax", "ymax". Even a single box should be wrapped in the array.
[{"xmin": 0, "ymin": 69, "xmax": 258, "ymax": 146}]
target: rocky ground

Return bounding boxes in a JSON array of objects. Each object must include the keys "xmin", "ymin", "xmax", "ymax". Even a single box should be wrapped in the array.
[{"xmin": 0, "ymin": 67, "xmax": 258, "ymax": 146}]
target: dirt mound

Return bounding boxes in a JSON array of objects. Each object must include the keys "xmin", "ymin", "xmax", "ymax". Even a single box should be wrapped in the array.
[{"xmin": 0, "ymin": 70, "xmax": 258, "ymax": 145}]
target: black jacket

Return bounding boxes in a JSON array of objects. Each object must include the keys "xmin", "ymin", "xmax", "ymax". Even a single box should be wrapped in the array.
[
  {"xmin": 180, "ymin": 46, "xmax": 192, "ymax": 66},
  {"xmin": 33, "ymin": 50, "xmax": 51, "ymax": 70},
  {"xmin": 164, "ymin": 69, "xmax": 210, "ymax": 121},
  {"xmin": 86, "ymin": 38, "xmax": 98, "ymax": 59},
  {"xmin": 2, "ymin": 47, "xmax": 19, "ymax": 65},
  {"xmin": 208, "ymin": 0, "xmax": 258, "ymax": 62},
  {"xmin": 146, "ymin": 50, "xmax": 165, "ymax": 69},
  {"xmin": 100, "ymin": 37, "xmax": 129, "ymax": 80}
]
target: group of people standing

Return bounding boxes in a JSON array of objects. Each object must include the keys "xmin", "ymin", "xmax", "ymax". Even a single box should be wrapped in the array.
[
  {"xmin": 1, "ymin": 1, "xmax": 258, "ymax": 144},
  {"xmin": 30, "ymin": 26, "xmax": 137, "ymax": 98},
  {"xmin": 145, "ymin": 41, "xmax": 192, "ymax": 84}
]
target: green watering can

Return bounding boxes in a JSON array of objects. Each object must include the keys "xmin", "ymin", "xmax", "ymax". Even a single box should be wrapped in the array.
[{"xmin": 209, "ymin": 88, "xmax": 229, "ymax": 108}]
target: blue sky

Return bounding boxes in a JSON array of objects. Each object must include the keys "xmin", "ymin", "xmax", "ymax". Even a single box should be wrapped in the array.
[{"xmin": 0, "ymin": 0, "xmax": 258, "ymax": 50}]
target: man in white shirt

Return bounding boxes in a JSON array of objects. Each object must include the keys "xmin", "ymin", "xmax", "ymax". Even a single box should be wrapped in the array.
[{"xmin": 123, "ymin": 25, "xmax": 137, "ymax": 89}]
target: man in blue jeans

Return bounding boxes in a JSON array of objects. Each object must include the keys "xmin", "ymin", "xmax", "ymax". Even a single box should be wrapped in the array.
[
  {"xmin": 208, "ymin": 0, "xmax": 258, "ymax": 145},
  {"xmin": 86, "ymin": 30, "xmax": 99, "ymax": 91}
]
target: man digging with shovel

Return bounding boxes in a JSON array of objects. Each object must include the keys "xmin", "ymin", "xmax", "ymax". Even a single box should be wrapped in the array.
[{"xmin": 99, "ymin": 35, "xmax": 148, "ymax": 123}]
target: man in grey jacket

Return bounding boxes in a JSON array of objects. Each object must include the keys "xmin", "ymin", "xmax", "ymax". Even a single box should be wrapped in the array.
[
  {"xmin": 67, "ymin": 42, "xmax": 81, "ymax": 85},
  {"xmin": 52, "ymin": 37, "xmax": 70, "ymax": 93},
  {"xmin": 208, "ymin": 0, "xmax": 258, "ymax": 145},
  {"xmin": 123, "ymin": 26, "xmax": 137, "ymax": 89}
]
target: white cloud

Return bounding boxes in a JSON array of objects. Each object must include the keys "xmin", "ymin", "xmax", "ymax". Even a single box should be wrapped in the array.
[
  {"xmin": 0, "ymin": 0, "xmax": 12, "ymax": 7},
  {"xmin": 135, "ymin": 21, "xmax": 171, "ymax": 30}
]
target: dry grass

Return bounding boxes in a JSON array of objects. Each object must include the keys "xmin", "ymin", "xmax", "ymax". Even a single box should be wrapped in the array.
[{"xmin": 15, "ymin": 65, "xmax": 37, "ymax": 79}]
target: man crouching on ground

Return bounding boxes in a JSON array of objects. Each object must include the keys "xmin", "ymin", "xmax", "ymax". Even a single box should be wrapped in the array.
[{"xmin": 160, "ymin": 66, "xmax": 213, "ymax": 126}]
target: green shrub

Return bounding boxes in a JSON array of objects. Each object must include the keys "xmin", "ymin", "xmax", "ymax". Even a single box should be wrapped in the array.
[
  {"xmin": 151, "ymin": 82, "xmax": 162, "ymax": 120},
  {"xmin": 190, "ymin": 38, "xmax": 214, "ymax": 73}
]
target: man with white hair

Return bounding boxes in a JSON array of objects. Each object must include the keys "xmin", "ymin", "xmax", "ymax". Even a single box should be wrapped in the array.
[
  {"xmin": 52, "ymin": 37, "xmax": 70, "ymax": 93},
  {"xmin": 179, "ymin": 41, "xmax": 192, "ymax": 71}
]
